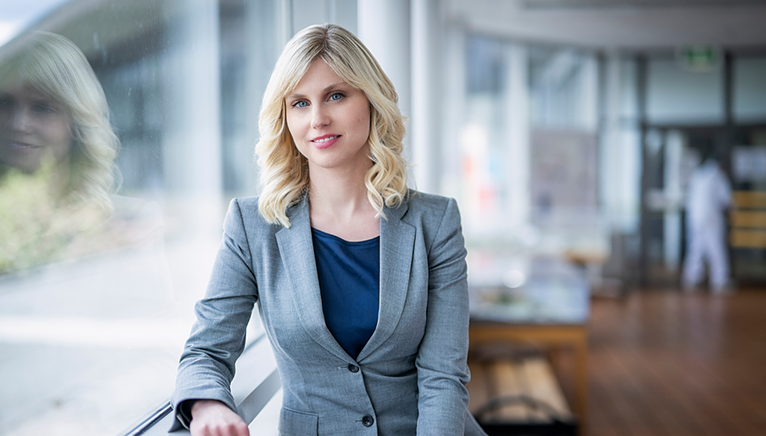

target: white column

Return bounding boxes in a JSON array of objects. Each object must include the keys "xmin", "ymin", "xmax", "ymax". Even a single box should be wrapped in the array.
[
  {"xmin": 358, "ymin": 0, "xmax": 412, "ymax": 175},
  {"xmin": 580, "ymin": 55, "xmax": 599, "ymax": 131},
  {"xmin": 291, "ymin": 0, "xmax": 325, "ymax": 32},
  {"xmin": 441, "ymin": 21, "xmax": 466, "ymax": 200},
  {"xmin": 600, "ymin": 52, "xmax": 622, "ymax": 227},
  {"xmin": 290, "ymin": 0, "xmax": 359, "ymax": 35},
  {"xmin": 161, "ymin": 0, "xmax": 222, "ymax": 236},
  {"xmin": 664, "ymin": 130, "xmax": 684, "ymax": 271},
  {"xmin": 601, "ymin": 52, "xmax": 644, "ymax": 233},
  {"xmin": 245, "ymin": 0, "xmax": 284, "ymax": 195},
  {"xmin": 279, "ymin": 0, "xmax": 293, "ymax": 43},
  {"xmin": 411, "ymin": 0, "xmax": 442, "ymax": 194},
  {"xmin": 504, "ymin": 44, "xmax": 531, "ymax": 228}
]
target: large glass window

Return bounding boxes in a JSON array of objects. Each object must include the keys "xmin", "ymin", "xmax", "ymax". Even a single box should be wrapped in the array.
[
  {"xmin": 448, "ymin": 32, "xmax": 606, "ymax": 264},
  {"xmin": 0, "ymin": 1, "xmax": 281, "ymax": 434}
]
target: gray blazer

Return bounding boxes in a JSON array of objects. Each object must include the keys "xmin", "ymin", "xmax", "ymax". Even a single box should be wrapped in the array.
[{"xmin": 171, "ymin": 191, "xmax": 487, "ymax": 436}]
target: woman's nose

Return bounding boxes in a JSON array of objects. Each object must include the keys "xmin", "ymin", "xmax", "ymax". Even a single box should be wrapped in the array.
[
  {"xmin": 11, "ymin": 107, "xmax": 33, "ymax": 132},
  {"xmin": 311, "ymin": 106, "xmax": 331, "ymax": 128}
]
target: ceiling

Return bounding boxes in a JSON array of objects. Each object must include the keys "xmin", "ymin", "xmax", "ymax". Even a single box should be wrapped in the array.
[
  {"xmin": 447, "ymin": 0, "xmax": 766, "ymax": 51},
  {"xmin": 6, "ymin": 0, "xmax": 766, "ymax": 57}
]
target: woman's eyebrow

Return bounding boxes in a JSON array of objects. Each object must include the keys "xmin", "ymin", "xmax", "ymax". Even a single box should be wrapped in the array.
[
  {"xmin": 286, "ymin": 82, "xmax": 347, "ymax": 101},
  {"xmin": 323, "ymin": 82, "xmax": 346, "ymax": 92}
]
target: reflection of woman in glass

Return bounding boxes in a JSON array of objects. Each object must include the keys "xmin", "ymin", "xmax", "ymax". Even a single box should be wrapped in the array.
[
  {"xmin": 0, "ymin": 32, "xmax": 120, "ymax": 272},
  {"xmin": 172, "ymin": 24, "xmax": 486, "ymax": 436},
  {"xmin": 0, "ymin": 31, "xmax": 118, "ymax": 210}
]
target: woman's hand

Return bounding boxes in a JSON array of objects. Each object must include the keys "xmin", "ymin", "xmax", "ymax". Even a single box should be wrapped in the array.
[{"xmin": 190, "ymin": 400, "xmax": 250, "ymax": 436}]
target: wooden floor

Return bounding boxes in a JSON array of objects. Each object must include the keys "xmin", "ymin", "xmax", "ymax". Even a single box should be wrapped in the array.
[{"xmin": 584, "ymin": 288, "xmax": 766, "ymax": 436}]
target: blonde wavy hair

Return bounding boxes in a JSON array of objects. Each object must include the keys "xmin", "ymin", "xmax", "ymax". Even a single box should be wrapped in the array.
[
  {"xmin": 0, "ymin": 32, "xmax": 119, "ymax": 211},
  {"xmin": 256, "ymin": 24, "xmax": 408, "ymax": 227}
]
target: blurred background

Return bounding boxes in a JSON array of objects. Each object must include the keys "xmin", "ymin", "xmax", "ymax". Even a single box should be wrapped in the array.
[{"xmin": 0, "ymin": 0, "xmax": 765, "ymax": 435}]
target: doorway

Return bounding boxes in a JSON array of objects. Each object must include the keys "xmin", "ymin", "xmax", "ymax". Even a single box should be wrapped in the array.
[{"xmin": 639, "ymin": 125, "xmax": 766, "ymax": 286}]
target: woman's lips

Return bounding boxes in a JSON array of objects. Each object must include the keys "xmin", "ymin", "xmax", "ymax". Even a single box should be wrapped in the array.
[
  {"xmin": 6, "ymin": 141, "xmax": 43, "ymax": 151},
  {"xmin": 311, "ymin": 134, "xmax": 340, "ymax": 149}
]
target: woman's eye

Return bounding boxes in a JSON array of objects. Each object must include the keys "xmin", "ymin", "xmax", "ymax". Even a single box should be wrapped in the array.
[
  {"xmin": 33, "ymin": 104, "xmax": 55, "ymax": 113},
  {"xmin": 329, "ymin": 92, "xmax": 344, "ymax": 101},
  {"xmin": 292, "ymin": 100, "xmax": 308, "ymax": 108}
]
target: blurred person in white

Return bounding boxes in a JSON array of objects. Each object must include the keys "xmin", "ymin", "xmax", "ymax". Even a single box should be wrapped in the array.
[
  {"xmin": 0, "ymin": 32, "xmax": 154, "ymax": 273},
  {"xmin": 682, "ymin": 151, "xmax": 734, "ymax": 293},
  {"xmin": 171, "ymin": 23, "xmax": 487, "ymax": 436}
]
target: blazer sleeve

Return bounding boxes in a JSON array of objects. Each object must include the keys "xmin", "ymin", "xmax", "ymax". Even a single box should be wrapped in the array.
[
  {"xmin": 415, "ymin": 197, "xmax": 471, "ymax": 436},
  {"xmin": 170, "ymin": 199, "xmax": 258, "ymax": 430}
]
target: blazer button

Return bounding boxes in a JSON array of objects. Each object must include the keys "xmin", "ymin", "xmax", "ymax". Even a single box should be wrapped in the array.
[
  {"xmin": 348, "ymin": 364, "xmax": 359, "ymax": 373},
  {"xmin": 362, "ymin": 415, "xmax": 374, "ymax": 427}
]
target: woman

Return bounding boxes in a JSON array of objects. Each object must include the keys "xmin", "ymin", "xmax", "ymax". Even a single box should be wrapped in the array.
[
  {"xmin": 0, "ymin": 31, "xmax": 118, "ymax": 210},
  {"xmin": 0, "ymin": 32, "xmax": 121, "ymax": 272},
  {"xmin": 172, "ymin": 24, "xmax": 486, "ymax": 436}
]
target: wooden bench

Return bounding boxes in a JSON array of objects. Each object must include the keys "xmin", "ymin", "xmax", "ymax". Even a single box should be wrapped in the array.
[{"xmin": 467, "ymin": 345, "xmax": 577, "ymax": 436}]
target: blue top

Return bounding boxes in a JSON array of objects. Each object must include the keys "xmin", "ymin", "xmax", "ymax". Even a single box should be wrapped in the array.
[{"xmin": 311, "ymin": 228, "xmax": 380, "ymax": 359}]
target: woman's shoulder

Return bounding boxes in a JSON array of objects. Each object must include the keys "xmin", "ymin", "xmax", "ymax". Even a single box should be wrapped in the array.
[
  {"xmin": 227, "ymin": 195, "xmax": 304, "ymax": 233},
  {"xmin": 404, "ymin": 189, "xmax": 458, "ymax": 214},
  {"xmin": 226, "ymin": 196, "xmax": 273, "ymax": 231},
  {"xmin": 402, "ymin": 191, "xmax": 464, "ymax": 248},
  {"xmin": 230, "ymin": 195, "xmax": 260, "ymax": 212}
]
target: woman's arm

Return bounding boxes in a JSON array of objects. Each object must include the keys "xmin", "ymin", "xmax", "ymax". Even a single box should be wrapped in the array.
[
  {"xmin": 415, "ymin": 197, "xmax": 471, "ymax": 436},
  {"xmin": 171, "ymin": 199, "xmax": 258, "ymax": 431}
]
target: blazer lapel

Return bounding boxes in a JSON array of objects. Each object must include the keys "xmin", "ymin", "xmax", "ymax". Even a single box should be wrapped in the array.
[
  {"xmin": 276, "ymin": 197, "xmax": 350, "ymax": 361},
  {"xmin": 357, "ymin": 200, "xmax": 415, "ymax": 361}
]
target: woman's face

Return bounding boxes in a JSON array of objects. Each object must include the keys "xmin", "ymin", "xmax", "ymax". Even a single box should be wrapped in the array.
[
  {"xmin": 0, "ymin": 76, "xmax": 74, "ymax": 173},
  {"xmin": 285, "ymin": 58, "xmax": 371, "ymax": 175}
]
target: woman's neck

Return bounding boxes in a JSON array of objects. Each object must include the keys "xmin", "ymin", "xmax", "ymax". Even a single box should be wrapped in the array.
[
  {"xmin": 0, "ymin": 159, "xmax": 71, "ymax": 203},
  {"xmin": 308, "ymin": 162, "xmax": 380, "ymax": 241}
]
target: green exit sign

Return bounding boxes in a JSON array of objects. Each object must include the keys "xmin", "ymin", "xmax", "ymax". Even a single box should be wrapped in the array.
[{"xmin": 678, "ymin": 46, "xmax": 721, "ymax": 72}]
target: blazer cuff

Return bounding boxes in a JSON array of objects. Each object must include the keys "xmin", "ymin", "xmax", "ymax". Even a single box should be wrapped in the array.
[
  {"xmin": 169, "ymin": 400, "xmax": 194, "ymax": 432},
  {"xmin": 169, "ymin": 394, "xmax": 239, "ymax": 432}
]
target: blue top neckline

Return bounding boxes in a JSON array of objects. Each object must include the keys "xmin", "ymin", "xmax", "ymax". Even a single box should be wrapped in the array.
[{"xmin": 311, "ymin": 227, "xmax": 380, "ymax": 246}]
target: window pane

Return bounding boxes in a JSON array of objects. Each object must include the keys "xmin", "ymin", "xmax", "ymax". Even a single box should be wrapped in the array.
[
  {"xmin": 529, "ymin": 46, "xmax": 598, "ymax": 131},
  {"xmin": 734, "ymin": 56, "xmax": 766, "ymax": 123},
  {"xmin": 646, "ymin": 58, "xmax": 724, "ymax": 125}
]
